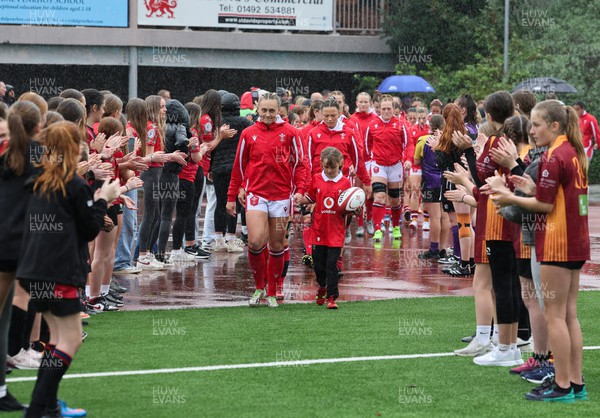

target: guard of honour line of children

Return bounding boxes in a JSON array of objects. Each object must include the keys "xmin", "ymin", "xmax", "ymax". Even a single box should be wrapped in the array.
[{"xmin": 0, "ymin": 86, "xmax": 593, "ymax": 416}]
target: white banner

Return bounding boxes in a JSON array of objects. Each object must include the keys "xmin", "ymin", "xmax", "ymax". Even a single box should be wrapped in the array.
[{"xmin": 138, "ymin": 0, "xmax": 333, "ymax": 31}]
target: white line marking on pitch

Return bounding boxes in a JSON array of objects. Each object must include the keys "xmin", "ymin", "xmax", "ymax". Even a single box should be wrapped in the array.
[{"xmin": 8, "ymin": 346, "xmax": 600, "ymax": 383}]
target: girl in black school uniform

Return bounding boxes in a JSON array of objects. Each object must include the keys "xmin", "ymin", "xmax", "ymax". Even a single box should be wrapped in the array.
[
  {"xmin": 0, "ymin": 101, "xmax": 43, "ymax": 412},
  {"xmin": 17, "ymin": 121, "xmax": 121, "ymax": 418}
]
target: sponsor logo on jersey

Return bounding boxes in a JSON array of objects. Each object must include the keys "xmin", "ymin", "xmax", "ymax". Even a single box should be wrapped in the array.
[
  {"xmin": 324, "ymin": 197, "xmax": 335, "ymax": 209},
  {"xmin": 542, "ymin": 169, "xmax": 549, "ymax": 178}
]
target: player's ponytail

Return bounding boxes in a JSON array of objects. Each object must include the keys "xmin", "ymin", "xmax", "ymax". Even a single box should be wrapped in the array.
[
  {"xmin": 5, "ymin": 101, "xmax": 41, "ymax": 176},
  {"xmin": 565, "ymin": 105, "xmax": 588, "ymax": 176}
]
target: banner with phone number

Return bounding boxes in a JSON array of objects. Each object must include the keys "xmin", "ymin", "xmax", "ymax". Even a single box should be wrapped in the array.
[
  {"xmin": 0, "ymin": 0, "xmax": 128, "ymax": 27},
  {"xmin": 138, "ymin": 0, "xmax": 333, "ymax": 31}
]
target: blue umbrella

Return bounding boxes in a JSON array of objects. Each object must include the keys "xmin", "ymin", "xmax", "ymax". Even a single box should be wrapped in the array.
[{"xmin": 377, "ymin": 75, "xmax": 436, "ymax": 94}]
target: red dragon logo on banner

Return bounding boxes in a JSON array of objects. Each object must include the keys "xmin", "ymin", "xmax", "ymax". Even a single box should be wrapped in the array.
[{"xmin": 144, "ymin": 0, "xmax": 177, "ymax": 18}]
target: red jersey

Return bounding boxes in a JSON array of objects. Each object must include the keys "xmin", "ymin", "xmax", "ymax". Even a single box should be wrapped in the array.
[
  {"xmin": 305, "ymin": 172, "xmax": 351, "ymax": 247},
  {"xmin": 407, "ymin": 124, "xmax": 429, "ymax": 166},
  {"xmin": 364, "ymin": 116, "xmax": 408, "ymax": 166},
  {"xmin": 301, "ymin": 120, "xmax": 320, "ymax": 140},
  {"xmin": 535, "ymin": 135, "xmax": 590, "ymax": 262},
  {"xmin": 227, "ymin": 119, "xmax": 307, "ymax": 202},
  {"xmin": 307, "ymin": 121, "xmax": 371, "ymax": 185},
  {"xmin": 578, "ymin": 111, "xmax": 599, "ymax": 155},
  {"xmin": 178, "ymin": 128, "xmax": 201, "ymax": 183},
  {"xmin": 340, "ymin": 114, "xmax": 366, "ymax": 162},
  {"xmin": 146, "ymin": 120, "xmax": 163, "ymax": 168},
  {"xmin": 85, "ymin": 125, "xmax": 95, "ymax": 148},
  {"xmin": 199, "ymin": 114, "xmax": 214, "ymax": 173},
  {"xmin": 475, "ymin": 135, "xmax": 512, "ymax": 243},
  {"xmin": 350, "ymin": 110, "xmax": 378, "ymax": 161}
]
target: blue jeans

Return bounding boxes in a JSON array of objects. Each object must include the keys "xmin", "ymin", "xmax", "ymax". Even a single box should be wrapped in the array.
[{"xmin": 114, "ymin": 189, "xmax": 137, "ymax": 271}]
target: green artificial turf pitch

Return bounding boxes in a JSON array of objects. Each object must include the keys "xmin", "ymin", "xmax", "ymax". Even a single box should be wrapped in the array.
[{"xmin": 6, "ymin": 292, "xmax": 600, "ymax": 417}]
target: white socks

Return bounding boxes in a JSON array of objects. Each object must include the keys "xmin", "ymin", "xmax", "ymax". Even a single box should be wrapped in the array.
[
  {"xmin": 101, "ymin": 285, "xmax": 110, "ymax": 295},
  {"xmin": 0, "ymin": 384, "xmax": 7, "ymax": 398},
  {"xmin": 476, "ymin": 326, "xmax": 491, "ymax": 345}
]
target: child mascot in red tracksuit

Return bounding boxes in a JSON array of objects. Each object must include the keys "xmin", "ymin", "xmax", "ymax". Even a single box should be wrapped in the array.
[{"xmin": 299, "ymin": 147, "xmax": 357, "ymax": 309}]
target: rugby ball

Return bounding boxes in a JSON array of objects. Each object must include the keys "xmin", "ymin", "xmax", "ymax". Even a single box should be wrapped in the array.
[{"xmin": 337, "ymin": 187, "xmax": 366, "ymax": 214}]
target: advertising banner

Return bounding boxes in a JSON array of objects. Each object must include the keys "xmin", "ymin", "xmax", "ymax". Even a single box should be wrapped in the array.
[
  {"xmin": 138, "ymin": 0, "xmax": 333, "ymax": 32},
  {"xmin": 0, "ymin": 0, "xmax": 128, "ymax": 27}
]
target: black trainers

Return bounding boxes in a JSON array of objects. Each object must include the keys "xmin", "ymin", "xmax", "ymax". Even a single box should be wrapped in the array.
[
  {"xmin": 0, "ymin": 390, "xmax": 23, "ymax": 412},
  {"xmin": 108, "ymin": 289, "xmax": 124, "ymax": 301},
  {"xmin": 418, "ymin": 249, "xmax": 441, "ymax": 259},
  {"xmin": 185, "ymin": 245, "xmax": 211, "ymax": 260},
  {"xmin": 104, "ymin": 293, "xmax": 124, "ymax": 307},
  {"xmin": 525, "ymin": 383, "xmax": 575, "ymax": 402},
  {"xmin": 447, "ymin": 264, "xmax": 472, "ymax": 277},
  {"xmin": 528, "ymin": 377, "xmax": 555, "ymax": 396},
  {"xmin": 88, "ymin": 296, "xmax": 119, "ymax": 312},
  {"xmin": 83, "ymin": 299, "xmax": 99, "ymax": 315},
  {"xmin": 241, "ymin": 232, "xmax": 248, "ymax": 245},
  {"xmin": 442, "ymin": 263, "xmax": 459, "ymax": 274},
  {"xmin": 110, "ymin": 280, "xmax": 127, "ymax": 293}
]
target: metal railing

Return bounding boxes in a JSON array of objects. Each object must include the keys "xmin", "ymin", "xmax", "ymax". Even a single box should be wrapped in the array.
[{"xmin": 334, "ymin": 0, "xmax": 388, "ymax": 34}]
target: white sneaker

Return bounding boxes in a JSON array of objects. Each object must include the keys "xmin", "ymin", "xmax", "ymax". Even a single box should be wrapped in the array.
[
  {"xmin": 266, "ymin": 296, "xmax": 279, "ymax": 308},
  {"xmin": 227, "ymin": 238, "xmax": 245, "ymax": 253},
  {"xmin": 454, "ymin": 338, "xmax": 493, "ymax": 357},
  {"xmin": 113, "ymin": 266, "xmax": 142, "ymax": 275},
  {"xmin": 148, "ymin": 252, "xmax": 167, "ymax": 268},
  {"xmin": 422, "ymin": 221, "xmax": 430, "ymax": 231},
  {"xmin": 344, "ymin": 229, "xmax": 352, "ymax": 245},
  {"xmin": 8, "ymin": 348, "xmax": 41, "ymax": 370},
  {"xmin": 356, "ymin": 226, "xmax": 365, "ymax": 237},
  {"xmin": 473, "ymin": 347, "xmax": 522, "ymax": 366},
  {"xmin": 136, "ymin": 254, "xmax": 164, "ymax": 271},
  {"xmin": 249, "ymin": 289, "xmax": 266, "ymax": 307},
  {"xmin": 170, "ymin": 248, "xmax": 195, "ymax": 262},
  {"xmin": 366, "ymin": 220, "xmax": 375, "ymax": 235},
  {"xmin": 213, "ymin": 238, "xmax": 228, "ymax": 252},
  {"xmin": 512, "ymin": 347, "xmax": 524, "ymax": 364}
]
